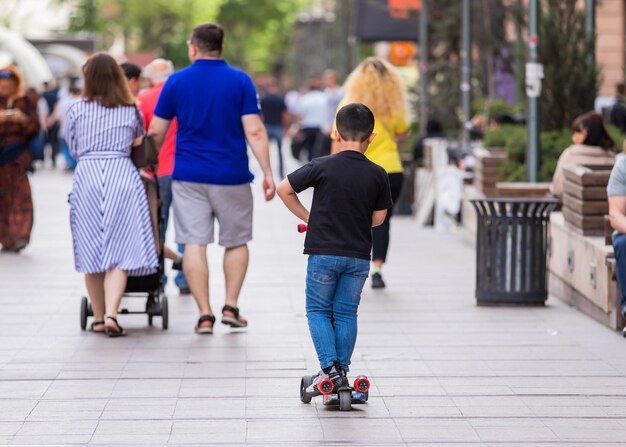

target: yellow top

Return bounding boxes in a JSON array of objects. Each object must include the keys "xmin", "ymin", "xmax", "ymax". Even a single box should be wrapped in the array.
[{"xmin": 335, "ymin": 100, "xmax": 408, "ymax": 174}]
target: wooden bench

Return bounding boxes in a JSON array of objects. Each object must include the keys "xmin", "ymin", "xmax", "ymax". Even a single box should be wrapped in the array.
[{"xmin": 548, "ymin": 212, "xmax": 624, "ymax": 331}]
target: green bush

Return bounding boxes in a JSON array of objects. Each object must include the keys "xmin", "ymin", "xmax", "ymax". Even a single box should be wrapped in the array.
[
  {"xmin": 473, "ymin": 98, "xmax": 524, "ymax": 124},
  {"xmin": 483, "ymin": 124, "xmax": 623, "ymax": 183}
]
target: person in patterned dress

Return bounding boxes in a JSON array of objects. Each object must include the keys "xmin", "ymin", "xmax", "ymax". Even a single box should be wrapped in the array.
[
  {"xmin": 0, "ymin": 65, "xmax": 40, "ymax": 253},
  {"xmin": 64, "ymin": 53, "xmax": 158, "ymax": 337}
]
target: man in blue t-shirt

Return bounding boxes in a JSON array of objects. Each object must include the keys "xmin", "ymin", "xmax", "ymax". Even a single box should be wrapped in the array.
[{"xmin": 148, "ymin": 23, "xmax": 275, "ymax": 334}]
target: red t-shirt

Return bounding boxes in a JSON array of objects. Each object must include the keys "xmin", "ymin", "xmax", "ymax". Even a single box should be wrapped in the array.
[{"xmin": 138, "ymin": 83, "xmax": 176, "ymax": 177}]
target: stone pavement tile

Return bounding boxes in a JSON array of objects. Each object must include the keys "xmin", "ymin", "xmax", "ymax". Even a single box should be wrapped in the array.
[
  {"xmin": 128, "ymin": 348, "xmax": 190, "ymax": 363},
  {"xmin": 245, "ymin": 378, "xmax": 299, "ymax": 398},
  {"xmin": 363, "ymin": 360, "xmax": 432, "ymax": 378},
  {"xmin": 168, "ymin": 420, "xmax": 246, "ymax": 444},
  {"xmin": 101, "ymin": 398, "xmax": 177, "ymax": 420},
  {"xmin": 544, "ymin": 418, "xmax": 626, "ymax": 442},
  {"xmin": 469, "ymin": 418, "xmax": 558, "ymax": 442},
  {"xmin": 0, "ymin": 400, "xmax": 37, "ymax": 421},
  {"xmin": 27, "ymin": 399, "xmax": 106, "ymax": 421},
  {"xmin": 120, "ymin": 362, "xmax": 186, "ymax": 379},
  {"xmin": 184, "ymin": 362, "xmax": 246, "ymax": 379},
  {"xmin": 89, "ymin": 433, "xmax": 170, "ymax": 444},
  {"xmin": 486, "ymin": 359, "xmax": 620, "ymax": 377},
  {"xmin": 438, "ymin": 377, "xmax": 514, "ymax": 396},
  {"xmin": 244, "ymin": 348, "xmax": 305, "ymax": 362},
  {"xmin": 246, "ymin": 419, "xmax": 324, "ymax": 443},
  {"xmin": 42, "ymin": 379, "xmax": 117, "ymax": 399},
  {"xmin": 315, "ymin": 397, "xmax": 390, "ymax": 418},
  {"xmin": 173, "ymin": 398, "xmax": 246, "ymax": 419},
  {"xmin": 17, "ymin": 420, "xmax": 97, "ymax": 436},
  {"xmin": 69, "ymin": 349, "xmax": 134, "ymax": 364},
  {"xmin": 395, "ymin": 418, "xmax": 481, "ymax": 443},
  {"xmin": 0, "ymin": 422, "xmax": 22, "ymax": 436},
  {"xmin": 93, "ymin": 420, "xmax": 172, "ymax": 438},
  {"xmin": 0, "ymin": 364, "xmax": 61, "ymax": 381},
  {"xmin": 320, "ymin": 418, "xmax": 402, "ymax": 443},
  {"xmin": 187, "ymin": 348, "xmax": 247, "ymax": 363},
  {"xmin": 245, "ymin": 397, "xmax": 319, "ymax": 420},
  {"xmin": 11, "ymin": 434, "xmax": 93, "ymax": 445},
  {"xmin": 179, "ymin": 378, "xmax": 245, "ymax": 398},
  {"xmin": 111, "ymin": 378, "xmax": 182, "ymax": 398},
  {"xmin": 383, "ymin": 396, "xmax": 462, "ymax": 418},
  {"xmin": 0, "ymin": 381, "xmax": 51, "ymax": 399}
]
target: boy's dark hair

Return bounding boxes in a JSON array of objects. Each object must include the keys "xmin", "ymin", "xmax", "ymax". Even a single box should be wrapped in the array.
[
  {"xmin": 336, "ymin": 103, "xmax": 375, "ymax": 142},
  {"xmin": 120, "ymin": 62, "xmax": 141, "ymax": 81},
  {"xmin": 190, "ymin": 23, "xmax": 224, "ymax": 55}
]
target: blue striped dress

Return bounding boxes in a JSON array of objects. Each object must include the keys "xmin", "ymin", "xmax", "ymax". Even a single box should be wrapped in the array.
[{"xmin": 64, "ymin": 99, "xmax": 158, "ymax": 276}]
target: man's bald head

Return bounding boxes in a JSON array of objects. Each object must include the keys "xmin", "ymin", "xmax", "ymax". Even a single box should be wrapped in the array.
[{"xmin": 143, "ymin": 58, "xmax": 175, "ymax": 87}]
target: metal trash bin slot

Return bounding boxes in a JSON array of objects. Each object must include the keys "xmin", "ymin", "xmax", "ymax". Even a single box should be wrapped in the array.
[{"xmin": 470, "ymin": 198, "xmax": 559, "ymax": 305}]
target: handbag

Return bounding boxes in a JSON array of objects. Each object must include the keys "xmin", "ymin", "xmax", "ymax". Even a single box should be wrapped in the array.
[{"xmin": 131, "ymin": 105, "xmax": 159, "ymax": 168}]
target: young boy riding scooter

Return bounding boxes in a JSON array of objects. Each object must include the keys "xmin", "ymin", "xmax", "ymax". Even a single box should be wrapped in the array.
[{"xmin": 277, "ymin": 103, "xmax": 392, "ymax": 396}]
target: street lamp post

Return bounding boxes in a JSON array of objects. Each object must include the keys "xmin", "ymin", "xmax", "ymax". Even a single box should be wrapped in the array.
[
  {"xmin": 419, "ymin": 0, "xmax": 428, "ymax": 135},
  {"xmin": 526, "ymin": 0, "xmax": 542, "ymax": 183},
  {"xmin": 461, "ymin": 0, "xmax": 472, "ymax": 151},
  {"xmin": 585, "ymin": 0, "xmax": 595, "ymax": 67}
]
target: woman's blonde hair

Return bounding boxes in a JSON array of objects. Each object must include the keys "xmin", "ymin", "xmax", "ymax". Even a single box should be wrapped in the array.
[
  {"xmin": 343, "ymin": 57, "xmax": 407, "ymax": 131},
  {"xmin": 0, "ymin": 65, "xmax": 25, "ymax": 98}
]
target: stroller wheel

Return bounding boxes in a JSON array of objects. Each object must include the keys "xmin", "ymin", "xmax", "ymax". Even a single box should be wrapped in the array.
[
  {"xmin": 161, "ymin": 296, "xmax": 169, "ymax": 330},
  {"xmin": 80, "ymin": 296, "xmax": 88, "ymax": 330},
  {"xmin": 148, "ymin": 315, "xmax": 153, "ymax": 326}
]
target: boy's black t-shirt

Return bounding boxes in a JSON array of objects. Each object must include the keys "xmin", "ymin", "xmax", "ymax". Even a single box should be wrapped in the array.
[{"xmin": 287, "ymin": 150, "xmax": 393, "ymax": 260}]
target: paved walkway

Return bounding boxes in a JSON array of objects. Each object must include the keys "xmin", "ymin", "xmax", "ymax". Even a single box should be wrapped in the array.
[{"xmin": 1, "ymin": 166, "xmax": 626, "ymax": 446}]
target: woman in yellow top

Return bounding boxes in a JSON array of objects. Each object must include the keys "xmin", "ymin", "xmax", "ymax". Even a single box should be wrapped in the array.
[{"xmin": 333, "ymin": 57, "xmax": 409, "ymax": 288}]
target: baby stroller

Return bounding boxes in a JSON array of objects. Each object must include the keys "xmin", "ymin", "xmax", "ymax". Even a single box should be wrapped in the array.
[{"xmin": 79, "ymin": 169, "xmax": 169, "ymax": 330}]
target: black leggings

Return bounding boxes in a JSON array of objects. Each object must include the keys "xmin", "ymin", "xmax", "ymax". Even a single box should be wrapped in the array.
[{"xmin": 372, "ymin": 172, "xmax": 404, "ymax": 263}]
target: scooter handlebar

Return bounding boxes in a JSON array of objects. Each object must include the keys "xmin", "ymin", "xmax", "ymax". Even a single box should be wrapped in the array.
[{"xmin": 297, "ymin": 224, "xmax": 308, "ymax": 233}]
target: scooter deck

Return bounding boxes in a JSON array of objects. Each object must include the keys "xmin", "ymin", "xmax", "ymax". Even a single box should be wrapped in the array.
[{"xmin": 322, "ymin": 390, "xmax": 368, "ymax": 406}]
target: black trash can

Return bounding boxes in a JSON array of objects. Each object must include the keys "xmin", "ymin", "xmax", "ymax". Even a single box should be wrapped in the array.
[{"xmin": 470, "ymin": 198, "xmax": 559, "ymax": 305}]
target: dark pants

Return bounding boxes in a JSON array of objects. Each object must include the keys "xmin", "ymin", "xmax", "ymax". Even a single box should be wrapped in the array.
[
  {"xmin": 302, "ymin": 127, "xmax": 322, "ymax": 161},
  {"xmin": 157, "ymin": 175, "xmax": 188, "ymax": 289},
  {"xmin": 372, "ymin": 172, "xmax": 404, "ymax": 263},
  {"xmin": 46, "ymin": 123, "xmax": 60, "ymax": 166},
  {"xmin": 265, "ymin": 125, "xmax": 284, "ymax": 179},
  {"xmin": 612, "ymin": 233, "xmax": 626, "ymax": 313}
]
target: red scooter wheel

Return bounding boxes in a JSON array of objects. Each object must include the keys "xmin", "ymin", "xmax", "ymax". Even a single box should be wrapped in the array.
[
  {"xmin": 354, "ymin": 376, "xmax": 370, "ymax": 392},
  {"xmin": 317, "ymin": 377, "xmax": 334, "ymax": 395}
]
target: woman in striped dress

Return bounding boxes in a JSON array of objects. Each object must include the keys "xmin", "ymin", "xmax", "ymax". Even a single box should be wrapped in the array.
[{"xmin": 64, "ymin": 53, "xmax": 158, "ymax": 337}]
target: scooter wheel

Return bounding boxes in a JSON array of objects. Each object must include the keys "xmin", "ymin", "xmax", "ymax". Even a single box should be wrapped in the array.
[
  {"xmin": 80, "ymin": 296, "xmax": 88, "ymax": 330},
  {"xmin": 317, "ymin": 378, "xmax": 334, "ymax": 395},
  {"xmin": 300, "ymin": 375, "xmax": 312, "ymax": 403},
  {"xmin": 354, "ymin": 376, "xmax": 370, "ymax": 393},
  {"xmin": 338, "ymin": 389, "xmax": 352, "ymax": 411}
]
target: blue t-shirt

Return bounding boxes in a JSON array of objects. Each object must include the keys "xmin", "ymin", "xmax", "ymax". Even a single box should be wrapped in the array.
[{"xmin": 154, "ymin": 59, "xmax": 260, "ymax": 185}]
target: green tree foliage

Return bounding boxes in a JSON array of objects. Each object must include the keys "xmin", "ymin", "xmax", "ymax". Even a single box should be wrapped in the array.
[
  {"xmin": 215, "ymin": 0, "xmax": 310, "ymax": 73},
  {"xmin": 427, "ymin": 0, "xmax": 513, "ymax": 131},
  {"xmin": 539, "ymin": 0, "xmax": 598, "ymax": 131},
  {"xmin": 66, "ymin": 0, "xmax": 308, "ymax": 72}
]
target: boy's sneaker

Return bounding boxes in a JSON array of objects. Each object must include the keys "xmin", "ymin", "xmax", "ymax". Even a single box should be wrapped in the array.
[
  {"xmin": 306, "ymin": 366, "xmax": 349, "ymax": 396},
  {"xmin": 371, "ymin": 272, "xmax": 385, "ymax": 289}
]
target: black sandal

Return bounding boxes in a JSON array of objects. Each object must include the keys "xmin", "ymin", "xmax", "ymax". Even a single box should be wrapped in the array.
[
  {"xmin": 105, "ymin": 317, "xmax": 126, "ymax": 338},
  {"xmin": 221, "ymin": 305, "xmax": 247, "ymax": 328},
  {"xmin": 89, "ymin": 321, "xmax": 105, "ymax": 334},
  {"xmin": 195, "ymin": 314, "xmax": 215, "ymax": 334}
]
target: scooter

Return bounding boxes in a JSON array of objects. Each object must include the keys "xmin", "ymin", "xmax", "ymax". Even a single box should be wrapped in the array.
[{"xmin": 299, "ymin": 374, "xmax": 370, "ymax": 411}]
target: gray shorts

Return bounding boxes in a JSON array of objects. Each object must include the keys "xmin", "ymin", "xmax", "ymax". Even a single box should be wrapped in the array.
[{"xmin": 172, "ymin": 180, "xmax": 253, "ymax": 247}]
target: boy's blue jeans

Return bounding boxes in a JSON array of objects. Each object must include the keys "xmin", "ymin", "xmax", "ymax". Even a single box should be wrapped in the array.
[
  {"xmin": 612, "ymin": 233, "xmax": 626, "ymax": 314},
  {"xmin": 306, "ymin": 255, "xmax": 369, "ymax": 372}
]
